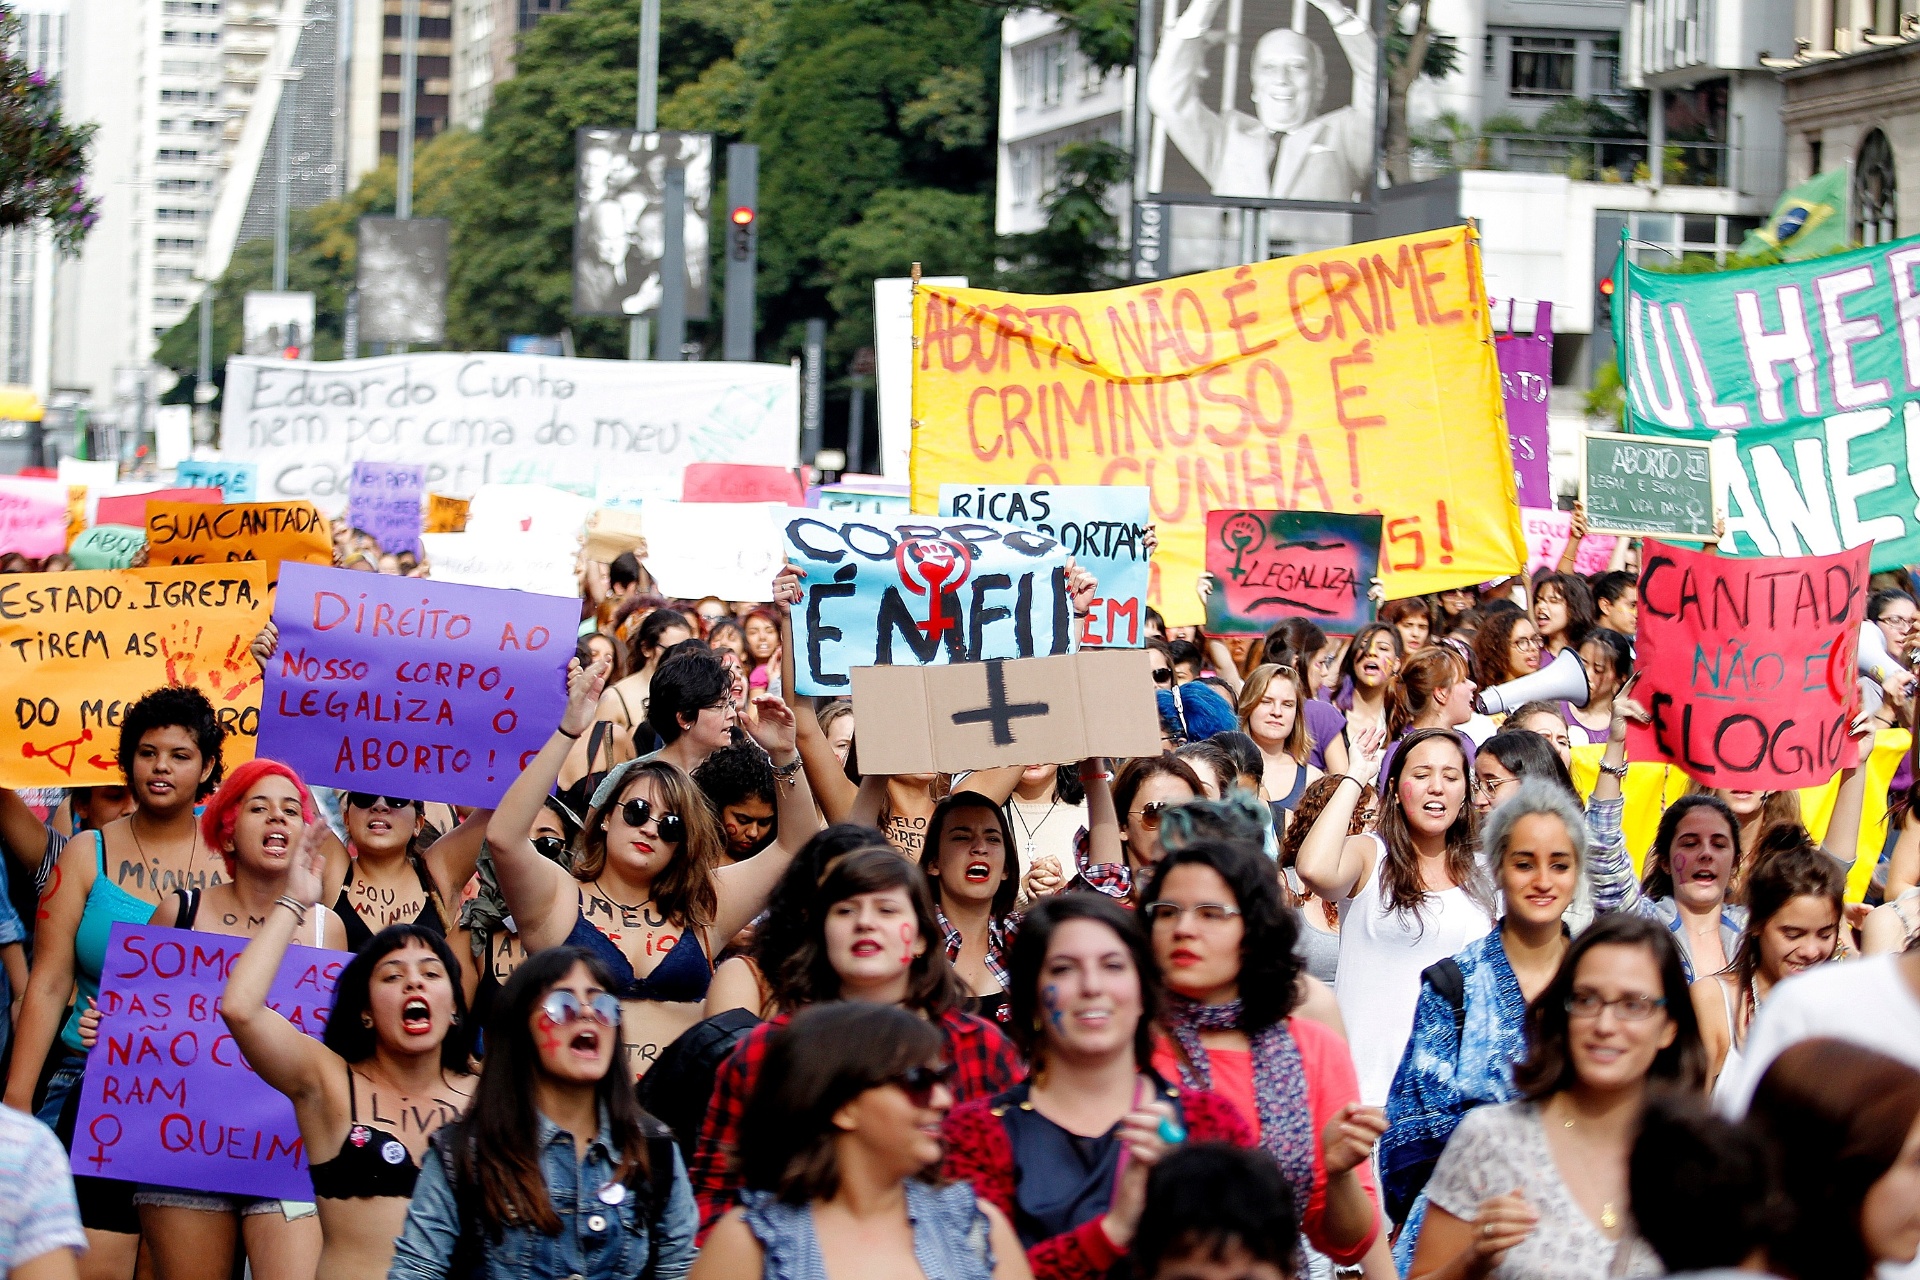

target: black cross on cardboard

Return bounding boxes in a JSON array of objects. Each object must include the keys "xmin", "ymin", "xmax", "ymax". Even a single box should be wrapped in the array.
[{"xmin": 949, "ymin": 659, "xmax": 1050, "ymax": 746}]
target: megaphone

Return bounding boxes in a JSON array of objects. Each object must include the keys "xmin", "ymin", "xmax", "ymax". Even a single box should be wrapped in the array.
[
  {"xmin": 1477, "ymin": 647, "xmax": 1591, "ymax": 716},
  {"xmin": 1859, "ymin": 620, "xmax": 1906, "ymax": 684}
]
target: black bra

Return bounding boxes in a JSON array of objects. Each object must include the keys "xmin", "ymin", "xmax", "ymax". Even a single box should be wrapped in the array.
[{"xmin": 307, "ymin": 1067, "xmax": 423, "ymax": 1200}]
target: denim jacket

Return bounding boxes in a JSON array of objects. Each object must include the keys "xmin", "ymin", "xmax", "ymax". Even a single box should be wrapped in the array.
[{"xmin": 388, "ymin": 1105, "xmax": 698, "ymax": 1280}]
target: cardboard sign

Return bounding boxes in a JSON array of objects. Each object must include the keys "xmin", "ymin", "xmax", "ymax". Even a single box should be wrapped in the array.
[
  {"xmin": 1498, "ymin": 301, "xmax": 1554, "ymax": 509},
  {"xmin": 72, "ymin": 924, "xmax": 340, "ymax": 1199},
  {"xmin": 346, "ymin": 461, "xmax": 425, "ymax": 556},
  {"xmin": 1522, "ymin": 507, "xmax": 1620, "ymax": 577},
  {"xmin": 851, "ymin": 650, "xmax": 1163, "ymax": 773},
  {"xmin": 0, "ymin": 563, "xmax": 274, "ymax": 787},
  {"xmin": 782, "ymin": 512, "xmax": 1074, "ymax": 697},
  {"xmin": 418, "ymin": 530, "xmax": 578, "ymax": 598},
  {"xmin": 682, "ymin": 462, "xmax": 804, "ymax": 506},
  {"xmin": 1202, "ymin": 510, "xmax": 1382, "ymax": 635},
  {"xmin": 939, "ymin": 484, "xmax": 1151, "ymax": 648},
  {"xmin": 640, "ymin": 502, "xmax": 781, "ymax": 602},
  {"xmin": 66, "ymin": 526, "xmax": 148, "ymax": 571},
  {"xmin": 145, "ymin": 501, "xmax": 332, "ymax": 567},
  {"xmin": 465, "ymin": 483, "xmax": 596, "ymax": 541},
  {"xmin": 0, "ymin": 476, "xmax": 71, "ymax": 557},
  {"xmin": 1627, "ymin": 539, "xmax": 1869, "ymax": 790},
  {"xmin": 582, "ymin": 508, "xmax": 645, "ymax": 564},
  {"xmin": 261, "ymin": 563, "xmax": 577, "ymax": 806},
  {"xmin": 95, "ymin": 487, "xmax": 220, "ymax": 529},
  {"xmin": 910, "ymin": 226, "xmax": 1528, "ymax": 624},
  {"xmin": 1581, "ymin": 431, "xmax": 1717, "ymax": 541},
  {"xmin": 424, "ymin": 493, "xmax": 469, "ymax": 534},
  {"xmin": 176, "ymin": 459, "xmax": 259, "ymax": 502}
]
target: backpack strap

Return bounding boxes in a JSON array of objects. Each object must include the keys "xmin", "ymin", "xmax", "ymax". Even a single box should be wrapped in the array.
[
  {"xmin": 634, "ymin": 1114, "xmax": 678, "ymax": 1280},
  {"xmin": 1422, "ymin": 957, "xmax": 1467, "ymax": 1044}
]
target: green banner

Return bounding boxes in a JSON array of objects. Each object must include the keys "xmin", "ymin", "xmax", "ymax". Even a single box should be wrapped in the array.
[{"xmin": 1616, "ymin": 232, "xmax": 1920, "ymax": 567}]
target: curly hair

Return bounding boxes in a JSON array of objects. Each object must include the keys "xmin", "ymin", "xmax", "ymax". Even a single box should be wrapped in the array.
[
  {"xmin": 1144, "ymin": 839, "xmax": 1303, "ymax": 1031},
  {"xmin": 575, "ymin": 759, "xmax": 724, "ymax": 930},
  {"xmin": 118, "ymin": 684, "xmax": 226, "ymax": 799},
  {"xmin": 692, "ymin": 741, "xmax": 775, "ymax": 811},
  {"xmin": 1471, "ymin": 607, "xmax": 1537, "ymax": 688}
]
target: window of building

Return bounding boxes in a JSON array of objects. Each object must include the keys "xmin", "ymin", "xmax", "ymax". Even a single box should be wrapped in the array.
[
  {"xmin": 161, "ymin": 28, "xmax": 220, "ymax": 44},
  {"xmin": 1623, "ymin": 210, "xmax": 1763, "ymax": 264},
  {"xmin": 160, "ymin": 88, "xmax": 201, "ymax": 103},
  {"xmin": 1591, "ymin": 37, "xmax": 1620, "ymax": 95},
  {"xmin": 1510, "ymin": 36, "xmax": 1576, "ymax": 97},
  {"xmin": 1011, "ymin": 146, "xmax": 1034, "ymax": 204},
  {"xmin": 156, "ymin": 208, "xmax": 205, "ymax": 222},
  {"xmin": 154, "ymin": 237, "xmax": 202, "ymax": 253},
  {"xmin": 1016, "ymin": 40, "xmax": 1070, "ymax": 108},
  {"xmin": 1080, "ymin": 51, "xmax": 1105, "ymax": 97},
  {"xmin": 156, "ymin": 148, "xmax": 200, "ymax": 162},
  {"xmin": 157, "ymin": 177, "xmax": 210, "ymax": 193},
  {"xmin": 154, "ymin": 296, "xmax": 189, "ymax": 310},
  {"xmin": 1855, "ymin": 129, "xmax": 1897, "ymax": 246},
  {"xmin": 1484, "ymin": 34, "xmax": 1497, "ymax": 76},
  {"xmin": 189, "ymin": 118, "xmax": 220, "ymax": 133},
  {"xmin": 156, "ymin": 266, "xmax": 196, "ymax": 283}
]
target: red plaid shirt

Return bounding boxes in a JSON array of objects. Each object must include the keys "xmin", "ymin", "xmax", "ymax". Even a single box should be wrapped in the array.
[{"xmin": 690, "ymin": 1005, "xmax": 1023, "ymax": 1237}]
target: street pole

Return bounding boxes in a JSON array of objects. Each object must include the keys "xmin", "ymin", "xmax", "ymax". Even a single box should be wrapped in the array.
[
  {"xmin": 397, "ymin": 0, "xmax": 417, "ymax": 221},
  {"xmin": 195, "ymin": 283, "xmax": 213, "ymax": 441},
  {"xmin": 630, "ymin": 0, "xmax": 659, "ymax": 361},
  {"xmin": 273, "ymin": 77, "xmax": 295, "ymax": 292},
  {"xmin": 655, "ymin": 166, "xmax": 686, "ymax": 360}
]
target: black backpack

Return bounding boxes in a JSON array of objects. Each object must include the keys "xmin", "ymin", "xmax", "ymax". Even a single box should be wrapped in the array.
[
  {"xmin": 1381, "ymin": 957, "xmax": 1469, "ymax": 1225},
  {"xmin": 637, "ymin": 1007, "xmax": 763, "ymax": 1160},
  {"xmin": 433, "ymin": 1112, "xmax": 679, "ymax": 1280}
]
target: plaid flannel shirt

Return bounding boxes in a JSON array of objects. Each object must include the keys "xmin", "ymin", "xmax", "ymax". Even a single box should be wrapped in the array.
[{"xmin": 938, "ymin": 907, "xmax": 1013, "ymax": 992}]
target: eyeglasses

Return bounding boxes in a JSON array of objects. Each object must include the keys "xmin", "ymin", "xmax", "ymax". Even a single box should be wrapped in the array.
[
  {"xmin": 1151, "ymin": 666, "xmax": 1175, "ymax": 685},
  {"xmin": 1565, "ymin": 991, "xmax": 1666, "ymax": 1021},
  {"xmin": 1881, "ymin": 614, "xmax": 1919, "ymax": 630},
  {"xmin": 1132, "ymin": 801, "xmax": 1175, "ymax": 830},
  {"xmin": 539, "ymin": 989, "xmax": 622, "ymax": 1029},
  {"xmin": 1512, "ymin": 635, "xmax": 1544, "ymax": 651},
  {"xmin": 618, "ymin": 798, "xmax": 685, "ymax": 843},
  {"xmin": 347, "ymin": 793, "xmax": 418, "ymax": 811},
  {"xmin": 533, "ymin": 835, "xmax": 570, "ymax": 862},
  {"xmin": 1142, "ymin": 901, "xmax": 1242, "ymax": 926},
  {"xmin": 1473, "ymin": 774, "xmax": 1517, "ymax": 799},
  {"xmin": 887, "ymin": 1062, "xmax": 957, "ymax": 1107}
]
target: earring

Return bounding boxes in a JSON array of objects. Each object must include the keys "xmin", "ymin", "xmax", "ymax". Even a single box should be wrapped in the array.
[
  {"xmin": 361, "ymin": 1013, "xmax": 374, "ymax": 1028},
  {"xmin": 450, "ymin": 1013, "xmax": 461, "ymax": 1026}
]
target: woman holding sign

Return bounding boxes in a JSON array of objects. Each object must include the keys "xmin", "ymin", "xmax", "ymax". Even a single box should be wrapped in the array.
[
  {"xmin": 222, "ymin": 822, "xmax": 475, "ymax": 1280},
  {"xmin": 487, "ymin": 656, "xmax": 822, "ymax": 1078}
]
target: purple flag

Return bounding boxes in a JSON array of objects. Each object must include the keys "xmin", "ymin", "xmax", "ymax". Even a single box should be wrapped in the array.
[
  {"xmin": 259, "ymin": 562, "xmax": 576, "ymax": 806},
  {"xmin": 1496, "ymin": 301, "xmax": 1553, "ymax": 510},
  {"xmin": 71, "ymin": 924, "xmax": 343, "ymax": 1199},
  {"xmin": 347, "ymin": 460, "xmax": 425, "ymax": 556}
]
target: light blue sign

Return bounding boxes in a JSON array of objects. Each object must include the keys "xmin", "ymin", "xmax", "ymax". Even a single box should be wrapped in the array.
[
  {"xmin": 940, "ymin": 485, "xmax": 1150, "ymax": 648},
  {"xmin": 176, "ymin": 459, "xmax": 258, "ymax": 502},
  {"xmin": 782, "ymin": 512, "xmax": 1073, "ymax": 696}
]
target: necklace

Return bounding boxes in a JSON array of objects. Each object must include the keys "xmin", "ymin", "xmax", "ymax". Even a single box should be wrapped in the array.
[
  {"xmin": 129, "ymin": 813, "xmax": 202, "ymax": 882},
  {"xmin": 592, "ymin": 878, "xmax": 654, "ymax": 912},
  {"xmin": 1558, "ymin": 1105, "xmax": 1623, "ymax": 1233},
  {"xmin": 1009, "ymin": 795, "xmax": 1061, "ymax": 861}
]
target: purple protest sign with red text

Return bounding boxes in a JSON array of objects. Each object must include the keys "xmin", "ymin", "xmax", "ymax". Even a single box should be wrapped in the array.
[
  {"xmin": 347, "ymin": 460, "xmax": 425, "ymax": 556},
  {"xmin": 71, "ymin": 924, "xmax": 342, "ymax": 1199},
  {"xmin": 1497, "ymin": 301, "xmax": 1553, "ymax": 510},
  {"xmin": 259, "ymin": 562, "xmax": 575, "ymax": 806}
]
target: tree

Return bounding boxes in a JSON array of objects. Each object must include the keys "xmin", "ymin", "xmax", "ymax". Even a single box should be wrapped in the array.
[
  {"xmin": 998, "ymin": 140, "xmax": 1129, "ymax": 294},
  {"xmin": 0, "ymin": 3, "xmax": 97, "ymax": 252},
  {"xmin": 1381, "ymin": 0, "xmax": 1460, "ymax": 186}
]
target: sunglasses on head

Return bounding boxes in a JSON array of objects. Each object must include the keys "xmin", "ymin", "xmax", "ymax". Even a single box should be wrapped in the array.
[
  {"xmin": 888, "ymin": 1062, "xmax": 957, "ymax": 1107},
  {"xmin": 618, "ymin": 798, "xmax": 685, "ymax": 843},
  {"xmin": 347, "ymin": 793, "xmax": 418, "ymax": 811},
  {"xmin": 539, "ymin": 989, "xmax": 622, "ymax": 1029}
]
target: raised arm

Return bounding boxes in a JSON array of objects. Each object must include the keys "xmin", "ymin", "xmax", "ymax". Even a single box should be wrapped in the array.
[
  {"xmin": 1081, "ymin": 758, "xmax": 1123, "ymax": 869},
  {"xmin": 221, "ymin": 823, "xmax": 342, "ymax": 1108},
  {"xmin": 421, "ymin": 807, "xmax": 492, "ymax": 916},
  {"xmin": 710, "ymin": 695, "xmax": 819, "ymax": 943},
  {"xmin": 2, "ymin": 835, "xmax": 92, "ymax": 1109},
  {"xmin": 0, "ymin": 789, "xmax": 48, "ymax": 883},
  {"xmin": 779, "ymin": 567, "xmax": 860, "ymax": 822},
  {"xmin": 1296, "ymin": 729, "xmax": 1384, "ymax": 901},
  {"xmin": 1146, "ymin": 0, "xmax": 1229, "ymax": 183},
  {"xmin": 483, "ymin": 657, "xmax": 607, "ymax": 951},
  {"xmin": 1818, "ymin": 726, "xmax": 1876, "ymax": 873},
  {"xmin": 1555, "ymin": 503, "xmax": 1588, "ymax": 576}
]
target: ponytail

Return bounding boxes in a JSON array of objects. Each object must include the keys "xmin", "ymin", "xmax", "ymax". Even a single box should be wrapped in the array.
[{"xmin": 1388, "ymin": 646, "xmax": 1468, "ymax": 739}]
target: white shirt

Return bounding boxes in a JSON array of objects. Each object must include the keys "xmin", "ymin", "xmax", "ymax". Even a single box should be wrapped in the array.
[{"xmin": 1717, "ymin": 954, "xmax": 1920, "ymax": 1115}]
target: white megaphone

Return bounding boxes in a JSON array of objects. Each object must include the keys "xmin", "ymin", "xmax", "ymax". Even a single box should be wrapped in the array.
[
  {"xmin": 1858, "ymin": 620, "xmax": 1908, "ymax": 685},
  {"xmin": 1477, "ymin": 647, "xmax": 1591, "ymax": 717}
]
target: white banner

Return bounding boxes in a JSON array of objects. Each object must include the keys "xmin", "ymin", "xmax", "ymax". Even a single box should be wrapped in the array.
[
  {"xmin": 639, "ymin": 501, "xmax": 785, "ymax": 602},
  {"xmin": 220, "ymin": 352, "xmax": 798, "ymax": 514},
  {"xmin": 419, "ymin": 530, "xmax": 579, "ymax": 598}
]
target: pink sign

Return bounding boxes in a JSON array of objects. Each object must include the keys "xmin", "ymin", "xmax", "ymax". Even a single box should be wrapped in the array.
[
  {"xmin": 683, "ymin": 462, "xmax": 803, "ymax": 506},
  {"xmin": 95, "ymin": 487, "xmax": 220, "ymax": 528},
  {"xmin": 1496, "ymin": 301, "xmax": 1553, "ymax": 510},
  {"xmin": 0, "ymin": 476, "xmax": 70, "ymax": 557},
  {"xmin": 1522, "ymin": 507, "xmax": 1618, "ymax": 577}
]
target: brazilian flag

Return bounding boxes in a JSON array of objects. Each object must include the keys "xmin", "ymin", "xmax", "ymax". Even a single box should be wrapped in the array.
[{"xmin": 1740, "ymin": 169, "xmax": 1850, "ymax": 261}]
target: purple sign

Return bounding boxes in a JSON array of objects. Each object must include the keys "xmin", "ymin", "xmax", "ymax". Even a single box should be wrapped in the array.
[
  {"xmin": 71, "ymin": 924, "xmax": 344, "ymax": 1199},
  {"xmin": 1496, "ymin": 300, "xmax": 1553, "ymax": 510},
  {"xmin": 347, "ymin": 460, "xmax": 425, "ymax": 556},
  {"xmin": 259, "ymin": 562, "xmax": 575, "ymax": 806}
]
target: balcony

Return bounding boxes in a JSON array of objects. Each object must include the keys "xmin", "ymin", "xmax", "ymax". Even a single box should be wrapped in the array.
[{"xmin": 1412, "ymin": 131, "xmax": 1735, "ymax": 188}]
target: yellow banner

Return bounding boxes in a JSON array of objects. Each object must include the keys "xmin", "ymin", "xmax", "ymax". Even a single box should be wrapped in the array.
[
  {"xmin": 145, "ymin": 501, "xmax": 332, "ymax": 568},
  {"xmin": 0, "ymin": 563, "xmax": 275, "ymax": 787},
  {"xmin": 910, "ymin": 226, "xmax": 1526, "ymax": 625}
]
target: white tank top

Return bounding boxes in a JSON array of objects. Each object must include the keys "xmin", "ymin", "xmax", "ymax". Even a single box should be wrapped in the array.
[
  {"xmin": 1710, "ymin": 975, "xmax": 1746, "ymax": 1108},
  {"xmin": 1334, "ymin": 835, "xmax": 1495, "ymax": 1107}
]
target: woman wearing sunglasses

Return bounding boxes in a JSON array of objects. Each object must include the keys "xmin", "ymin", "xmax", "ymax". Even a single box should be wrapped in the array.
[
  {"xmin": 389, "ymin": 946, "xmax": 698, "ymax": 1280},
  {"xmin": 1144, "ymin": 840, "xmax": 1384, "ymax": 1270},
  {"xmin": 693, "ymin": 1002, "xmax": 1030, "ymax": 1280},
  {"xmin": 488, "ymin": 657, "xmax": 822, "ymax": 1079},
  {"xmin": 332, "ymin": 791, "xmax": 489, "ymax": 957},
  {"xmin": 456, "ymin": 794, "xmax": 579, "ymax": 1027},
  {"xmin": 942, "ymin": 894, "xmax": 1251, "ymax": 1279},
  {"xmin": 221, "ymin": 819, "xmax": 475, "ymax": 1280},
  {"xmin": 1074, "ymin": 756, "xmax": 1203, "ymax": 902}
]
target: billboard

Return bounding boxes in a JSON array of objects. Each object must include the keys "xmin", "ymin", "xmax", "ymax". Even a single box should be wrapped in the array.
[
  {"xmin": 241, "ymin": 291, "xmax": 314, "ymax": 359},
  {"xmin": 1141, "ymin": 0, "xmax": 1381, "ymax": 209},
  {"xmin": 356, "ymin": 216, "xmax": 449, "ymax": 345},
  {"xmin": 572, "ymin": 128, "xmax": 712, "ymax": 319}
]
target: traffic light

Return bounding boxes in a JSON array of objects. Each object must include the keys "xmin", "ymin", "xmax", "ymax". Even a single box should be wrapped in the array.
[
  {"xmin": 723, "ymin": 143, "xmax": 758, "ymax": 361},
  {"xmin": 1596, "ymin": 271, "xmax": 1615, "ymax": 326},
  {"xmin": 729, "ymin": 205, "xmax": 755, "ymax": 261}
]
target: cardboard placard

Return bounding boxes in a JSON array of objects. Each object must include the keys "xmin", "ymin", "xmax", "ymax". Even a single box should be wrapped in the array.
[
  {"xmin": 939, "ymin": 484, "xmax": 1152, "ymax": 648},
  {"xmin": 850, "ymin": 650, "xmax": 1163, "ymax": 774},
  {"xmin": 0, "ymin": 476, "xmax": 72, "ymax": 557},
  {"xmin": 66, "ymin": 525, "xmax": 148, "ymax": 571},
  {"xmin": 581, "ymin": 507, "xmax": 645, "ymax": 564},
  {"xmin": 418, "ymin": 530, "xmax": 578, "ymax": 598},
  {"xmin": 1522, "ymin": 506, "xmax": 1620, "ymax": 577},
  {"xmin": 1203, "ymin": 510, "xmax": 1382, "ymax": 634},
  {"xmin": 782, "ymin": 511, "xmax": 1073, "ymax": 697},
  {"xmin": 1627, "ymin": 539, "xmax": 1869, "ymax": 790},
  {"xmin": 176, "ymin": 458, "xmax": 259, "ymax": 502},
  {"xmin": 639, "ymin": 502, "xmax": 780, "ymax": 601},
  {"xmin": 95, "ymin": 487, "xmax": 220, "ymax": 529},
  {"xmin": 145, "ymin": 501, "xmax": 332, "ymax": 567},
  {"xmin": 424, "ymin": 493, "xmax": 470, "ymax": 534},
  {"xmin": 260, "ymin": 563, "xmax": 577, "ymax": 806},
  {"xmin": 0, "ymin": 563, "xmax": 274, "ymax": 786},
  {"xmin": 346, "ymin": 460, "xmax": 425, "ymax": 556},
  {"xmin": 72, "ymin": 924, "xmax": 340, "ymax": 1198},
  {"xmin": 1580, "ymin": 431, "xmax": 1717, "ymax": 540},
  {"xmin": 682, "ymin": 462, "xmax": 804, "ymax": 506}
]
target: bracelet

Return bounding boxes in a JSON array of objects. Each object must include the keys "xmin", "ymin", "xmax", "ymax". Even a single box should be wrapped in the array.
[
  {"xmin": 556, "ymin": 726, "xmax": 583, "ymax": 740},
  {"xmin": 771, "ymin": 756, "xmax": 801, "ymax": 779},
  {"xmin": 1598, "ymin": 760, "xmax": 1629, "ymax": 777},
  {"xmin": 1338, "ymin": 774, "xmax": 1367, "ymax": 790},
  {"xmin": 1080, "ymin": 769, "xmax": 1113, "ymax": 784},
  {"xmin": 275, "ymin": 895, "xmax": 310, "ymax": 925}
]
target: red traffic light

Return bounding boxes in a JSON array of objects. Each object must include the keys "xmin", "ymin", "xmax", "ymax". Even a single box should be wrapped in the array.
[
  {"xmin": 730, "ymin": 206, "xmax": 755, "ymax": 226},
  {"xmin": 1598, "ymin": 275, "xmax": 1615, "ymax": 296}
]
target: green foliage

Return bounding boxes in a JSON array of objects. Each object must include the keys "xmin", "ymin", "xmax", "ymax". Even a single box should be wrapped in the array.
[
  {"xmin": 998, "ymin": 140, "xmax": 1128, "ymax": 295},
  {"xmin": 0, "ymin": 3, "xmax": 97, "ymax": 252},
  {"xmin": 1533, "ymin": 97, "xmax": 1637, "ymax": 138},
  {"xmin": 1385, "ymin": 0, "xmax": 1459, "ymax": 80},
  {"xmin": 818, "ymin": 187, "xmax": 991, "ymax": 363},
  {"xmin": 1585, "ymin": 359, "xmax": 1624, "ymax": 424}
]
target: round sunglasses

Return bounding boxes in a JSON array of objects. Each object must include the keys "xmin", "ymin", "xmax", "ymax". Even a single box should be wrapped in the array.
[
  {"xmin": 540, "ymin": 989, "xmax": 622, "ymax": 1029},
  {"xmin": 618, "ymin": 798, "xmax": 685, "ymax": 844},
  {"xmin": 347, "ymin": 793, "xmax": 418, "ymax": 811}
]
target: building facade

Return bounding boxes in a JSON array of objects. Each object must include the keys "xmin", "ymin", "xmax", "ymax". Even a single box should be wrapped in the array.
[{"xmin": 345, "ymin": 0, "xmax": 451, "ymax": 186}]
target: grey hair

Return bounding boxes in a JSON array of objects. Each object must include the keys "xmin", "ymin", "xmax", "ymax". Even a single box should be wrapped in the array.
[{"xmin": 1479, "ymin": 776, "xmax": 1589, "ymax": 879}]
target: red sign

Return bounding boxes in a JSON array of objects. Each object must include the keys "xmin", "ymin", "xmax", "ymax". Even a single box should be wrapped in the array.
[
  {"xmin": 1628, "ymin": 539, "xmax": 1869, "ymax": 790},
  {"xmin": 681, "ymin": 463, "xmax": 802, "ymax": 506},
  {"xmin": 95, "ymin": 487, "xmax": 221, "ymax": 528}
]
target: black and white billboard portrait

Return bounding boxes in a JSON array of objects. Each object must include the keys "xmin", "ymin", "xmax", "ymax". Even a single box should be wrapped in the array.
[
  {"xmin": 1144, "ymin": 0, "xmax": 1380, "ymax": 204},
  {"xmin": 572, "ymin": 128, "xmax": 712, "ymax": 319},
  {"xmin": 356, "ymin": 217, "xmax": 450, "ymax": 344}
]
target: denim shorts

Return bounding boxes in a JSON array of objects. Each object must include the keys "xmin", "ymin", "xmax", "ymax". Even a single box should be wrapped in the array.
[{"xmin": 131, "ymin": 1186, "xmax": 316, "ymax": 1219}]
